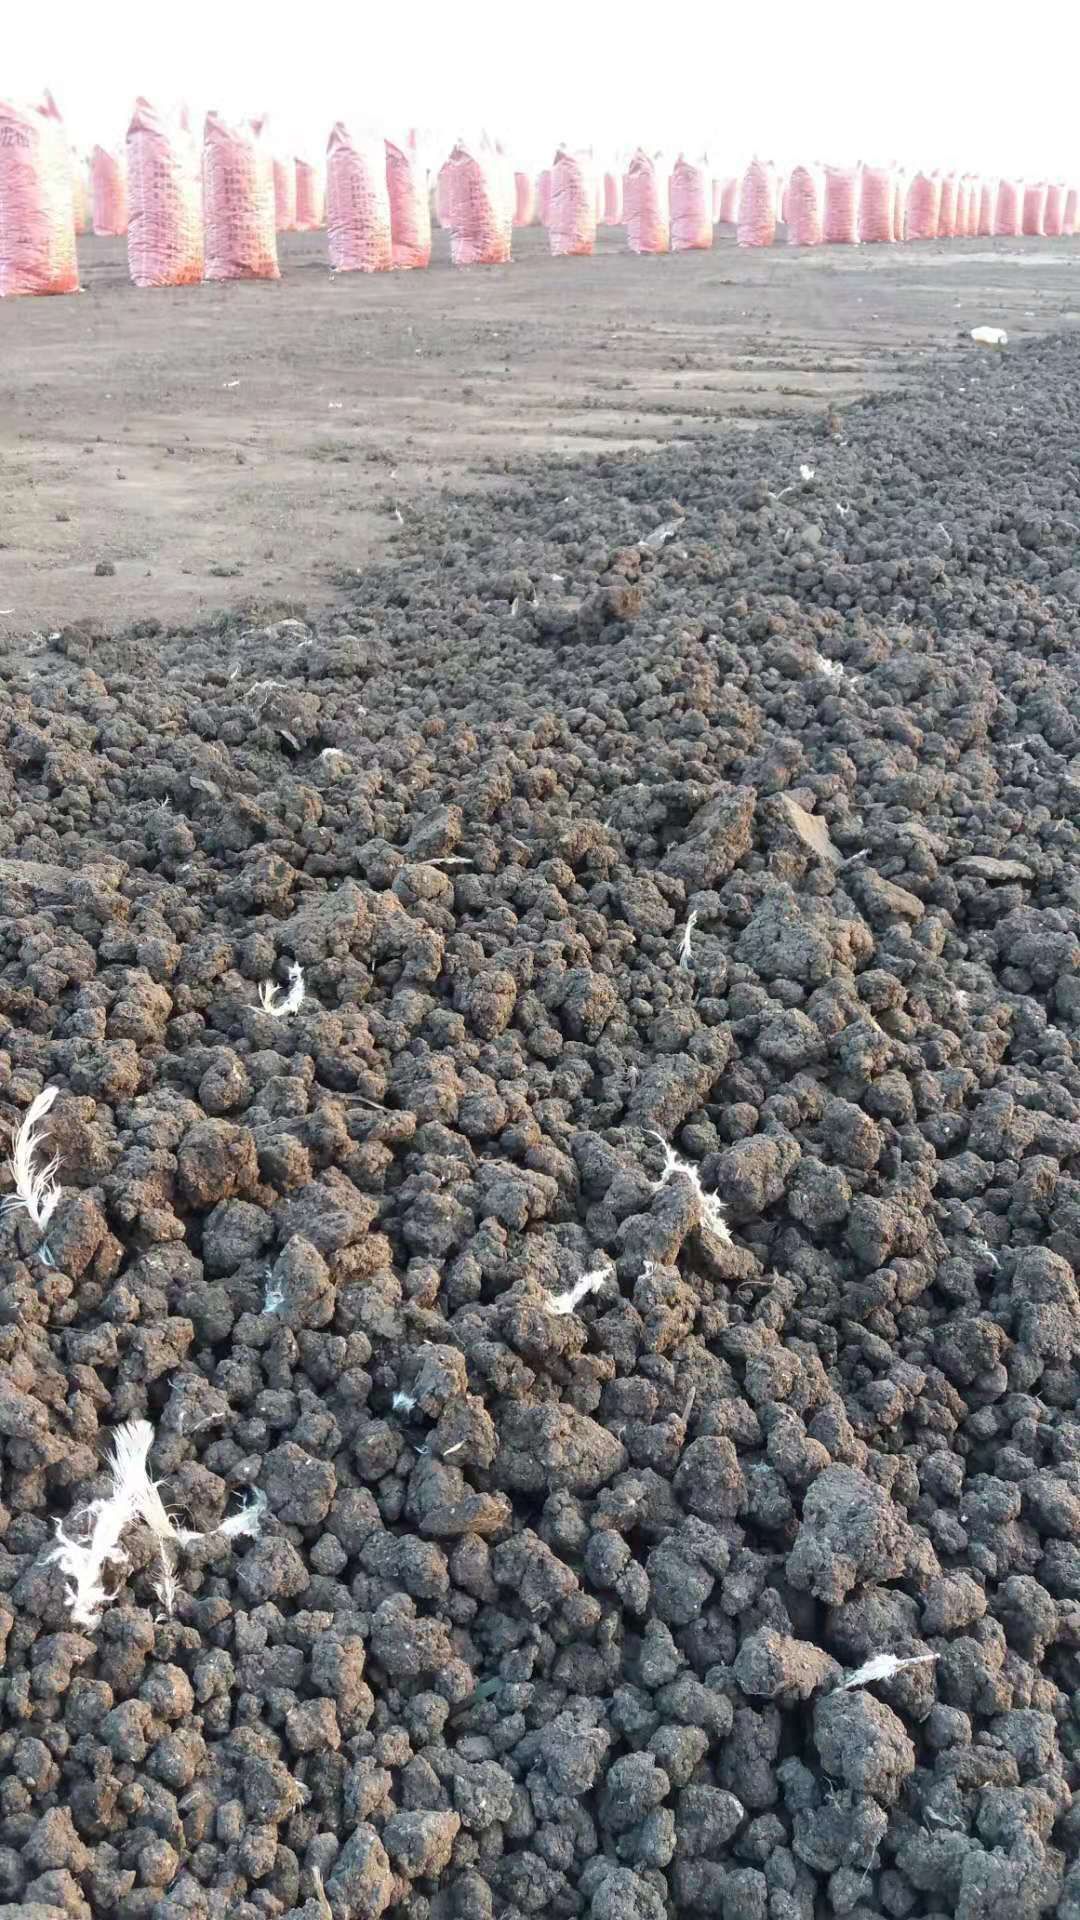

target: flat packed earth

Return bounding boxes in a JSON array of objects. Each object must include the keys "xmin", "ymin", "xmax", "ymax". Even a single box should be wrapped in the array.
[{"xmin": 3, "ymin": 249, "xmax": 1080, "ymax": 1920}]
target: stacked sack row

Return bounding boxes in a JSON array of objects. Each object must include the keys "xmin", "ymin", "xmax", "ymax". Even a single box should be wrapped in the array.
[
  {"xmin": 0, "ymin": 97, "xmax": 338, "ymax": 295},
  {"xmin": 729, "ymin": 161, "xmax": 1079, "ymax": 248},
  {"xmin": 4, "ymin": 93, "xmax": 1079, "ymax": 292}
]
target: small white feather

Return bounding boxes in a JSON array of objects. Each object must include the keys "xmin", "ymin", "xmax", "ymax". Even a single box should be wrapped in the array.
[
  {"xmin": 678, "ymin": 910, "xmax": 698, "ymax": 971},
  {"xmin": 2, "ymin": 1085, "xmax": 63, "ymax": 1233},
  {"xmin": 649, "ymin": 1132, "xmax": 732, "ymax": 1245},
  {"xmin": 544, "ymin": 1261, "xmax": 611, "ymax": 1316},
  {"xmin": 842, "ymin": 1652, "xmax": 938, "ymax": 1690},
  {"xmin": 153, "ymin": 1538, "xmax": 180, "ymax": 1619},
  {"xmin": 46, "ymin": 1419, "xmax": 155, "ymax": 1628},
  {"xmin": 257, "ymin": 961, "xmax": 305, "ymax": 1018},
  {"xmin": 217, "ymin": 1488, "xmax": 267, "ymax": 1539},
  {"xmin": 47, "ymin": 1420, "xmax": 264, "ymax": 1627}
]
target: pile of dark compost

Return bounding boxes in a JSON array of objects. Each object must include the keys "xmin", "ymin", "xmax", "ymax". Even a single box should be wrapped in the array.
[{"xmin": 3, "ymin": 334, "xmax": 1080, "ymax": 1920}]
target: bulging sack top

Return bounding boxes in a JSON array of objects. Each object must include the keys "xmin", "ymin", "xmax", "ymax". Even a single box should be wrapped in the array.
[
  {"xmin": 203, "ymin": 113, "xmax": 279, "ymax": 281},
  {"xmin": 0, "ymin": 95, "xmax": 80, "ymax": 297},
  {"xmin": 126, "ymin": 97, "xmax": 203, "ymax": 288}
]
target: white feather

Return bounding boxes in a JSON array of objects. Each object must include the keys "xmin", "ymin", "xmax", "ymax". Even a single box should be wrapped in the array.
[
  {"xmin": 649, "ymin": 1132, "xmax": 732, "ymax": 1245},
  {"xmin": 47, "ymin": 1419, "xmax": 264, "ymax": 1628},
  {"xmin": 153, "ymin": 1538, "xmax": 180, "ymax": 1619},
  {"xmin": 2, "ymin": 1086, "xmax": 63, "ymax": 1232},
  {"xmin": 46, "ymin": 1419, "xmax": 154, "ymax": 1628},
  {"xmin": 544, "ymin": 1261, "xmax": 611, "ymax": 1316},
  {"xmin": 257, "ymin": 961, "xmax": 305, "ymax": 1018},
  {"xmin": 842, "ymin": 1652, "xmax": 938, "ymax": 1690},
  {"xmin": 216, "ymin": 1488, "xmax": 267, "ymax": 1539},
  {"xmin": 678, "ymin": 910, "xmax": 698, "ymax": 971}
]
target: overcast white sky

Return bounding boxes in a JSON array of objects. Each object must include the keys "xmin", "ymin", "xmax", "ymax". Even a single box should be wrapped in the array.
[{"xmin": 7, "ymin": 0, "xmax": 1080, "ymax": 178}]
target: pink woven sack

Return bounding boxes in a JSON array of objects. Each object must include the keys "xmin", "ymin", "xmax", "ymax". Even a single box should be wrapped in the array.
[
  {"xmin": 965, "ymin": 177, "xmax": 980, "ymax": 236},
  {"xmin": 435, "ymin": 162, "xmax": 454, "ymax": 228},
  {"xmin": 952, "ymin": 177, "xmax": 968, "ymax": 237},
  {"xmin": 603, "ymin": 171, "xmax": 622, "ymax": 225},
  {"xmin": 537, "ymin": 169, "xmax": 552, "ymax": 225},
  {"xmin": 91, "ymin": 146, "xmax": 127, "ymax": 235},
  {"xmin": 936, "ymin": 173, "xmax": 955, "ymax": 238},
  {"xmin": 626, "ymin": 149, "xmax": 669, "ymax": 252},
  {"xmin": 859, "ymin": 165, "xmax": 894, "ymax": 242},
  {"xmin": 326, "ymin": 125, "xmax": 392, "ymax": 272},
  {"xmin": 995, "ymin": 179, "xmax": 1021, "ymax": 236},
  {"xmin": 670, "ymin": 155, "xmax": 712, "ymax": 250},
  {"xmin": 203, "ymin": 114, "xmax": 279, "ymax": 280},
  {"xmin": 1022, "ymin": 181, "xmax": 1047, "ymax": 237},
  {"xmin": 906, "ymin": 172, "xmax": 940, "ymax": 240},
  {"xmin": 385, "ymin": 138, "xmax": 431, "ymax": 268},
  {"xmin": 273, "ymin": 158, "xmax": 296, "ymax": 231},
  {"xmin": 963, "ymin": 176, "xmax": 979, "ymax": 236},
  {"xmin": 737, "ymin": 158, "xmax": 776, "ymax": 248},
  {"xmin": 446, "ymin": 143, "xmax": 512, "ymax": 267},
  {"xmin": 0, "ymin": 97, "xmax": 79, "ymax": 297},
  {"xmin": 295, "ymin": 159, "xmax": 322, "ymax": 229},
  {"xmin": 977, "ymin": 180, "xmax": 994, "ymax": 236},
  {"xmin": 823, "ymin": 165, "xmax": 858, "ymax": 243},
  {"xmin": 72, "ymin": 157, "xmax": 89, "ymax": 234},
  {"xmin": 1064, "ymin": 188, "xmax": 1078, "ymax": 237},
  {"xmin": 514, "ymin": 171, "xmax": 536, "ymax": 225},
  {"xmin": 786, "ymin": 165, "xmax": 822, "ymax": 246},
  {"xmin": 1044, "ymin": 182, "xmax": 1064, "ymax": 237},
  {"xmin": 548, "ymin": 148, "xmax": 596, "ymax": 256},
  {"xmin": 892, "ymin": 174, "xmax": 905, "ymax": 239},
  {"xmin": 127, "ymin": 98, "xmax": 203, "ymax": 287}
]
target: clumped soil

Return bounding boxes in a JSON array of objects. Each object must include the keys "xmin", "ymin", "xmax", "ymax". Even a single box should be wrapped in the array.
[{"xmin": 3, "ymin": 333, "xmax": 1080, "ymax": 1920}]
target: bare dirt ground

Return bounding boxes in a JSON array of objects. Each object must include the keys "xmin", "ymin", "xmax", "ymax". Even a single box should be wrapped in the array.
[{"xmin": 2, "ymin": 224, "xmax": 1079, "ymax": 636}]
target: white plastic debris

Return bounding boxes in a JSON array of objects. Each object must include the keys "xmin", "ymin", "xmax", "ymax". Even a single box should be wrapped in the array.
[
  {"xmin": 1, "ymin": 1085, "xmax": 62, "ymax": 1234},
  {"xmin": 799, "ymin": 464, "xmax": 816, "ymax": 481},
  {"xmin": 262, "ymin": 1268, "xmax": 285, "ymax": 1314},
  {"xmin": 391, "ymin": 1390, "xmax": 417, "ymax": 1414},
  {"xmin": 678, "ymin": 910, "xmax": 699, "ymax": 971},
  {"xmin": 257, "ymin": 961, "xmax": 305, "ymax": 1017},
  {"xmin": 970, "ymin": 326, "xmax": 1007, "ymax": 348},
  {"xmin": 649, "ymin": 1132, "xmax": 732, "ymax": 1245},
  {"xmin": 841, "ymin": 1652, "xmax": 938, "ymax": 1690},
  {"xmin": 544, "ymin": 1261, "xmax": 612, "ymax": 1316}
]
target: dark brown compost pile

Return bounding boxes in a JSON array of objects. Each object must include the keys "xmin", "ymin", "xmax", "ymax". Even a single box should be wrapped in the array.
[{"xmin": 3, "ymin": 335, "xmax": 1080, "ymax": 1920}]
